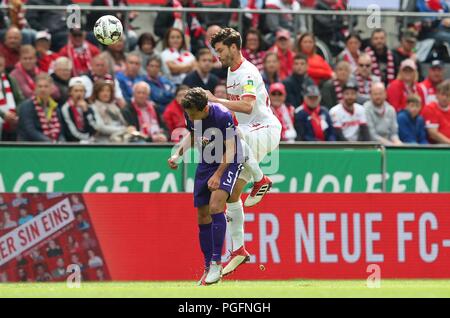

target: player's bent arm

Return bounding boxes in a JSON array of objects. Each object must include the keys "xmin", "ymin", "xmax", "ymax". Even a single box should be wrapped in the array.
[
  {"xmin": 208, "ymin": 137, "xmax": 235, "ymax": 191},
  {"xmin": 175, "ymin": 132, "xmax": 194, "ymax": 157},
  {"xmin": 215, "ymin": 137, "xmax": 236, "ymax": 177},
  {"xmin": 212, "ymin": 95, "xmax": 255, "ymax": 115},
  {"xmin": 168, "ymin": 133, "xmax": 194, "ymax": 169}
]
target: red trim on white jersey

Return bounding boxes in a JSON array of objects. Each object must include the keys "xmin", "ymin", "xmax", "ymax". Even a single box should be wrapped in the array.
[{"xmin": 230, "ymin": 57, "xmax": 246, "ymax": 72}]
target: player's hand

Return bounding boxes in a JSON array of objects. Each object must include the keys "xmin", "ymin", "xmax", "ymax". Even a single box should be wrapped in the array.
[
  {"xmin": 204, "ymin": 89, "xmax": 219, "ymax": 103},
  {"xmin": 207, "ymin": 173, "xmax": 220, "ymax": 191},
  {"xmin": 168, "ymin": 155, "xmax": 180, "ymax": 170}
]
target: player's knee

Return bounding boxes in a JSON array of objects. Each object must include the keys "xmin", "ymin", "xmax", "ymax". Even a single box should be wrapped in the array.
[
  {"xmin": 198, "ymin": 214, "xmax": 211, "ymax": 224},
  {"xmin": 197, "ymin": 207, "xmax": 210, "ymax": 222},
  {"xmin": 209, "ymin": 201, "xmax": 224, "ymax": 214}
]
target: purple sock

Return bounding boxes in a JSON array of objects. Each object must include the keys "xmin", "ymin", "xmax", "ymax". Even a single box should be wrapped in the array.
[
  {"xmin": 211, "ymin": 212, "xmax": 227, "ymax": 263},
  {"xmin": 198, "ymin": 223, "xmax": 212, "ymax": 269}
]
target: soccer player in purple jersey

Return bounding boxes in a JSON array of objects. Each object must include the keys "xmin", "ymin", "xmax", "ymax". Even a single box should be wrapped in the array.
[{"xmin": 168, "ymin": 87, "xmax": 243, "ymax": 285}]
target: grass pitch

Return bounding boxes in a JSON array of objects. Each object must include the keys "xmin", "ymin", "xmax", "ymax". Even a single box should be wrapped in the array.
[{"xmin": 0, "ymin": 280, "xmax": 450, "ymax": 298}]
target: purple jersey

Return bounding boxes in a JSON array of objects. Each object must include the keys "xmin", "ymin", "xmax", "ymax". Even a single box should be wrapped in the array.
[
  {"xmin": 186, "ymin": 103, "xmax": 243, "ymax": 167},
  {"xmin": 186, "ymin": 103, "xmax": 243, "ymax": 207}
]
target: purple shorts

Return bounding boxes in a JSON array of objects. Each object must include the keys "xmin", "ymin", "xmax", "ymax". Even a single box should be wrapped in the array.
[{"xmin": 193, "ymin": 163, "xmax": 243, "ymax": 208}]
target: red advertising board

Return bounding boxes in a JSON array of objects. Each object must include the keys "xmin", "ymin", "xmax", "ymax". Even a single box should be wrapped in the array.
[
  {"xmin": 0, "ymin": 194, "xmax": 110, "ymax": 283},
  {"xmin": 2, "ymin": 193, "xmax": 450, "ymax": 282}
]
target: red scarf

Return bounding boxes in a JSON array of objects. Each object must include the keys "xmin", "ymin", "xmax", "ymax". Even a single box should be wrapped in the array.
[
  {"xmin": 32, "ymin": 96, "xmax": 60, "ymax": 141},
  {"xmin": 303, "ymin": 103, "xmax": 325, "ymax": 141},
  {"xmin": 342, "ymin": 48, "xmax": 359, "ymax": 71},
  {"xmin": 92, "ymin": 73, "xmax": 113, "ymax": 82},
  {"xmin": 333, "ymin": 79, "xmax": 344, "ymax": 103},
  {"xmin": 15, "ymin": 62, "xmax": 40, "ymax": 92},
  {"xmin": 356, "ymin": 72, "xmax": 371, "ymax": 95},
  {"xmin": 67, "ymin": 41, "xmax": 93, "ymax": 76},
  {"xmin": 0, "ymin": 72, "xmax": 16, "ymax": 131},
  {"xmin": 365, "ymin": 46, "xmax": 395, "ymax": 83},
  {"xmin": 68, "ymin": 98, "xmax": 84, "ymax": 131},
  {"xmin": 103, "ymin": 0, "xmax": 127, "ymax": 5},
  {"xmin": 404, "ymin": 81, "xmax": 418, "ymax": 96},
  {"xmin": 132, "ymin": 99, "xmax": 160, "ymax": 137},
  {"xmin": 246, "ymin": 0, "xmax": 259, "ymax": 28},
  {"xmin": 172, "ymin": 0, "xmax": 205, "ymax": 48},
  {"xmin": 271, "ymin": 104, "xmax": 294, "ymax": 141},
  {"xmin": 242, "ymin": 49, "xmax": 265, "ymax": 72}
]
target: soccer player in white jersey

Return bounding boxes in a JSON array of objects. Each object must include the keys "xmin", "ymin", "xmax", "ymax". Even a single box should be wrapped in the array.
[{"xmin": 206, "ymin": 28, "xmax": 282, "ymax": 276}]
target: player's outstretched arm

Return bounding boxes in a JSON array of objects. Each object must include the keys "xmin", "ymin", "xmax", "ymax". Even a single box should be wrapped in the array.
[
  {"xmin": 168, "ymin": 132, "xmax": 194, "ymax": 170},
  {"xmin": 205, "ymin": 90, "xmax": 255, "ymax": 115}
]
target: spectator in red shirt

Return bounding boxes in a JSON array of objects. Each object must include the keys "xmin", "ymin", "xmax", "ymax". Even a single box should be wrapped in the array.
[
  {"xmin": 269, "ymin": 82, "xmax": 296, "ymax": 142},
  {"xmin": 0, "ymin": 26, "xmax": 22, "ymax": 73},
  {"xmin": 59, "ymin": 28, "xmax": 100, "ymax": 77},
  {"xmin": 35, "ymin": 31, "xmax": 59, "ymax": 73},
  {"xmin": 297, "ymin": 32, "xmax": 333, "ymax": 85},
  {"xmin": 162, "ymin": 84, "xmax": 189, "ymax": 142},
  {"xmin": 269, "ymin": 29, "xmax": 294, "ymax": 80},
  {"xmin": 422, "ymin": 80, "xmax": 450, "ymax": 144},
  {"xmin": 419, "ymin": 59, "xmax": 445, "ymax": 105},
  {"xmin": 242, "ymin": 27, "xmax": 266, "ymax": 72},
  {"xmin": 387, "ymin": 59, "xmax": 425, "ymax": 112}
]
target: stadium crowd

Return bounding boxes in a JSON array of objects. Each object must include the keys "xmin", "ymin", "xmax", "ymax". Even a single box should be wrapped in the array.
[{"xmin": 0, "ymin": 0, "xmax": 450, "ymax": 145}]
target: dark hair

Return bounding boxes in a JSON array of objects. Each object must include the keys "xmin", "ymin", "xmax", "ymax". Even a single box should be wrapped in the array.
[
  {"xmin": 91, "ymin": 80, "xmax": 115, "ymax": 104},
  {"xmin": 138, "ymin": 32, "xmax": 156, "ymax": 49},
  {"xmin": 146, "ymin": 55, "xmax": 162, "ymax": 67},
  {"xmin": 294, "ymin": 53, "xmax": 308, "ymax": 62},
  {"xmin": 176, "ymin": 84, "xmax": 190, "ymax": 95},
  {"xmin": 371, "ymin": 28, "xmax": 386, "ymax": 38},
  {"xmin": 210, "ymin": 27, "xmax": 242, "ymax": 50},
  {"xmin": 345, "ymin": 32, "xmax": 362, "ymax": 44},
  {"xmin": 244, "ymin": 27, "xmax": 263, "ymax": 51},
  {"xmin": 196, "ymin": 48, "xmax": 213, "ymax": 61},
  {"xmin": 181, "ymin": 87, "xmax": 208, "ymax": 111},
  {"xmin": 163, "ymin": 27, "xmax": 186, "ymax": 50}
]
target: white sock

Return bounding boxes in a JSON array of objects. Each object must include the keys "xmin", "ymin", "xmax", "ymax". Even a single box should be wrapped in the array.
[
  {"xmin": 226, "ymin": 200, "xmax": 244, "ymax": 251},
  {"xmin": 241, "ymin": 139, "xmax": 263, "ymax": 182}
]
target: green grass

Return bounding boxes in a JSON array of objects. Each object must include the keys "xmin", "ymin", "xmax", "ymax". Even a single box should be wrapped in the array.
[{"xmin": 1, "ymin": 280, "xmax": 450, "ymax": 298}]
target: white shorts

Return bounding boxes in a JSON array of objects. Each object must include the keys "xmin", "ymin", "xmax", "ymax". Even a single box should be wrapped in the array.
[{"xmin": 238, "ymin": 121, "xmax": 281, "ymax": 183}]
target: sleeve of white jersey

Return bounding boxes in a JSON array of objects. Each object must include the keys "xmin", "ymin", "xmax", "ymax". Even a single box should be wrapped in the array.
[{"xmin": 239, "ymin": 73, "xmax": 257, "ymax": 100}]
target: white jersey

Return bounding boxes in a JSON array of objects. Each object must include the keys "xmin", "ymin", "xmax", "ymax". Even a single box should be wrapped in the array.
[
  {"xmin": 329, "ymin": 103, "xmax": 367, "ymax": 141},
  {"xmin": 226, "ymin": 59, "xmax": 278, "ymax": 128}
]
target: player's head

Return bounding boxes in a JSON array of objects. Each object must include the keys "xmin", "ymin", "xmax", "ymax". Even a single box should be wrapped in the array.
[
  {"xmin": 210, "ymin": 28, "xmax": 242, "ymax": 67},
  {"xmin": 181, "ymin": 87, "xmax": 209, "ymax": 120}
]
